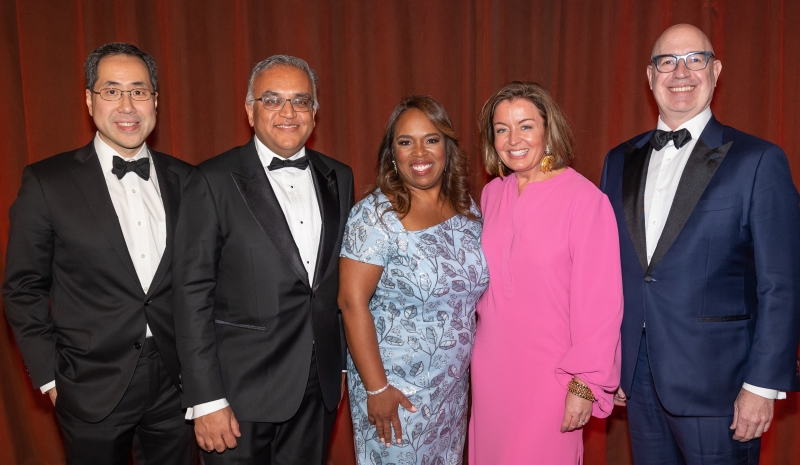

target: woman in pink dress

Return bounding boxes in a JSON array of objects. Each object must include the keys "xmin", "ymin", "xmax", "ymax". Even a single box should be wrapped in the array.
[{"xmin": 468, "ymin": 81, "xmax": 624, "ymax": 464}]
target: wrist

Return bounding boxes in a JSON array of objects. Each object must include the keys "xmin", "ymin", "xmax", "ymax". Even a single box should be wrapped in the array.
[
  {"xmin": 568, "ymin": 377, "xmax": 595, "ymax": 402},
  {"xmin": 366, "ymin": 383, "xmax": 390, "ymax": 396}
]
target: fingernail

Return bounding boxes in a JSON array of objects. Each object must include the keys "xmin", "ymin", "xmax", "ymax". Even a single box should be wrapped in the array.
[
  {"xmin": 379, "ymin": 438, "xmax": 384, "ymax": 443},
  {"xmin": 411, "ymin": 407, "xmax": 417, "ymax": 412}
]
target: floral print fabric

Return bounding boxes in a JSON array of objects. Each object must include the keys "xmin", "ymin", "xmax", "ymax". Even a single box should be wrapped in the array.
[{"xmin": 341, "ymin": 190, "xmax": 488, "ymax": 465}]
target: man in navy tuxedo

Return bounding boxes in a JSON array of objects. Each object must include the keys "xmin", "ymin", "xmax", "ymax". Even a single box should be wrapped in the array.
[{"xmin": 601, "ymin": 24, "xmax": 800, "ymax": 464}]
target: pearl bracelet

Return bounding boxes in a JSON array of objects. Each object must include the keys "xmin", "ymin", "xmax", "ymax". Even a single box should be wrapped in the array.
[{"xmin": 366, "ymin": 383, "xmax": 390, "ymax": 396}]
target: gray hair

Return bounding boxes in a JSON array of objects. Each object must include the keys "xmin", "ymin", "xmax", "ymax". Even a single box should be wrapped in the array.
[
  {"xmin": 245, "ymin": 55, "xmax": 319, "ymax": 110},
  {"xmin": 85, "ymin": 42, "xmax": 158, "ymax": 92}
]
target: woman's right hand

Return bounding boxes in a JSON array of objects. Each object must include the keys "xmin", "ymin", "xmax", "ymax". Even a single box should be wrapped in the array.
[{"xmin": 366, "ymin": 385, "xmax": 417, "ymax": 447}]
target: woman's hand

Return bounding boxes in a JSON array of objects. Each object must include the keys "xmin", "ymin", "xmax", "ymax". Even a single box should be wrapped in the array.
[
  {"xmin": 561, "ymin": 381, "xmax": 593, "ymax": 433},
  {"xmin": 366, "ymin": 385, "xmax": 417, "ymax": 447}
]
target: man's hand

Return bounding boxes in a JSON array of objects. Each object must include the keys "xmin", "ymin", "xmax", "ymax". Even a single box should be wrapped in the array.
[
  {"xmin": 194, "ymin": 406, "xmax": 241, "ymax": 453},
  {"xmin": 730, "ymin": 388, "xmax": 774, "ymax": 442},
  {"xmin": 614, "ymin": 387, "xmax": 627, "ymax": 407},
  {"xmin": 46, "ymin": 387, "xmax": 57, "ymax": 406}
]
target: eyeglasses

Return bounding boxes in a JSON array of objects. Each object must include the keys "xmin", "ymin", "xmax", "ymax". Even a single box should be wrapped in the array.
[
  {"xmin": 253, "ymin": 95, "xmax": 314, "ymax": 112},
  {"xmin": 651, "ymin": 51, "xmax": 715, "ymax": 73},
  {"xmin": 91, "ymin": 88, "xmax": 156, "ymax": 101}
]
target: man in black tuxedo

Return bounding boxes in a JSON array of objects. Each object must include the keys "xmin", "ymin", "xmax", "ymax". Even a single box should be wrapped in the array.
[
  {"xmin": 173, "ymin": 55, "xmax": 353, "ymax": 464},
  {"xmin": 3, "ymin": 43, "xmax": 195, "ymax": 464}
]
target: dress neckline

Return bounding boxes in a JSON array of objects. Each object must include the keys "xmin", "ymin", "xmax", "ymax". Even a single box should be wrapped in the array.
[{"xmin": 374, "ymin": 189, "xmax": 459, "ymax": 233}]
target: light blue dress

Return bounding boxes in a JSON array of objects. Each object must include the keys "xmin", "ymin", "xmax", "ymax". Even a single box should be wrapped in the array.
[{"xmin": 341, "ymin": 190, "xmax": 488, "ymax": 465}]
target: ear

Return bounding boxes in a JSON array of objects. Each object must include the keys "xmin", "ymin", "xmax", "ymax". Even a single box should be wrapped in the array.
[
  {"xmin": 86, "ymin": 89, "xmax": 94, "ymax": 116},
  {"xmin": 646, "ymin": 65, "xmax": 654, "ymax": 90},
  {"xmin": 153, "ymin": 92, "xmax": 158, "ymax": 110},
  {"xmin": 712, "ymin": 60, "xmax": 722, "ymax": 86},
  {"xmin": 311, "ymin": 108, "xmax": 316, "ymax": 128},
  {"xmin": 245, "ymin": 101, "xmax": 255, "ymax": 127}
]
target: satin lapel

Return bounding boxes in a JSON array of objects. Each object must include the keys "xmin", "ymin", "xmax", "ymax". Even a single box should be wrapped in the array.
[
  {"xmin": 231, "ymin": 142, "xmax": 310, "ymax": 288},
  {"xmin": 307, "ymin": 150, "xmax": 340, "ymax": 290},
  {"xmin": 647, "ymin": 135, "xmax": 733, "ymax": 273},
  {"xmin": 70, "ymin": 144, "xmax": 140, "ymax": 288},
  {"xmin": 147, "ymin": 152, "xmax": 181, "ymax": 297},
  {"xmin": 622, "ymin": 140, "xmax": 652, "ymax": 273}
]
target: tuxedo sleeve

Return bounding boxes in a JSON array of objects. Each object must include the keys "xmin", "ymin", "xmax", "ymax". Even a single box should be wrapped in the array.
[
  {"xmin": 339, "ymin": 167, "xmax": 356, "ymax": 371},
  {"xmin": 172, "ymin": 166, "xmax": 226, "ymax": 407},
  {"xmin": 2, "ymin": 166, "xmax": 57, "ymax": 388},
  {"xmin": 744, "ymin": 145, "xmax": 800, "ymax": 391}
]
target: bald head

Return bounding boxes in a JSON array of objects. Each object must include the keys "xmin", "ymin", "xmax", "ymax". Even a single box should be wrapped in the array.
[
  {"xmin": 652, "ymin": 24, "xmax": 715, "ymax": 57},
  {"xmin": 647, "ymin": 23, "xmax": 721, "ymax": 129}
]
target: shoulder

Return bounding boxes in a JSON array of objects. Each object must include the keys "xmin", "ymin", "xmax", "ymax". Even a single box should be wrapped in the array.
[
  {"xmin": 197, "ymin": 145, "xmax": 244, "ymax": 172},
  {"xmin": 480, "ymin": 175, "xmax": 506, "ymax": 199},
  {"xmin": 562, "ymin": 169, "xmax": 612, "ymax": 209},
  {"xmin": 152, "ymin": 151, "xmax": 193, "ymax": 176},
  {"xmin": 722, "ymin": 125, "xmax": 781, "ymax": 154},
  {"xmin": 308, "ymin": 149, "xmax": 353, "ymax": 180},
  {"xmin": 606, "ymin": 130, "xmax": 651, "ymax": 158},
  {"xmin": 27, "ymin": 144, "xmax": 91, "ymax": 181}
]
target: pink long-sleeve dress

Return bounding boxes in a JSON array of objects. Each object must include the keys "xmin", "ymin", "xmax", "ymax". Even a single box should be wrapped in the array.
[{"xmin": 468, "ymin": 168, "xmax": 623, "ymax": 464}]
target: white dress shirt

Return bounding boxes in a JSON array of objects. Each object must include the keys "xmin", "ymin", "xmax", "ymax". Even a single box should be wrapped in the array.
[
  {"xmin": 186, "ymin": 137, "xmax": 322, "ymax": 419},
  {"xmin": 41, "ymin": 133, "xmax": 166, "ymax": 393},
  {"xmin": 643, "ymin": 109, "xmax": 783, "ymax": 400}
]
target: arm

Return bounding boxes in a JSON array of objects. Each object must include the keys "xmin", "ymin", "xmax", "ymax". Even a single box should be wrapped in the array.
[
  {"xmin": 730, "ymin": 145, "xmax": 800, "ymax": 441},
  {"xmin": 338, "ymin": 257, "xmax": 416, "ymax": 447},
  {"xmin": 2, "ymin": 166, "xmax": 57, "ymax": 390},
  {"xmin": 171, "ymin": 167, "xmax": 239, "ymax": 452},
  {"xmin": 555, "ymin": 192, "xmax": 624, "ymax": 423}
]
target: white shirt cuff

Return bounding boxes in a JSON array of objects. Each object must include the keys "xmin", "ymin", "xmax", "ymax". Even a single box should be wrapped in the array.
[
  {"xmin": 40, "ymin": 380, "xmax": 56, "ymax": 394},
  {"xmin": 185, "ymin": 398, "xmax": 229, "ymax": 420},
  {"xmin": 742, "ymin": 383, "xmax": 786, "ymax": 400}
]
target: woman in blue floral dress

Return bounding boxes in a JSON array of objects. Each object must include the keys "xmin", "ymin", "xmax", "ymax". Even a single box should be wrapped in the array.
[{"xmin": 339, "ymin": 96, "xmax": 488, "ymax": 465}]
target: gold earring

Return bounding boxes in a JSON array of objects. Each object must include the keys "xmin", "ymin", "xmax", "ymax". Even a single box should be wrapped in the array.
[
  {"xmin": 540, "ymin": 146, "xmax": 555, "ymax": 173},
  {"xmin": 497, "ymin": 160, "xmax": 505, "ymax": 179}
]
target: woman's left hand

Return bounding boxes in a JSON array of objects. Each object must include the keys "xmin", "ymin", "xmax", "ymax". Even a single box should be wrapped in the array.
[{"xmin": 561, "ymin": 386, "xmax": 593, "ymax": 433}]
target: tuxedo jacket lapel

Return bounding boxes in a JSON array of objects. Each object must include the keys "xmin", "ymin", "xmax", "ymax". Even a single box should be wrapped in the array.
[
  {"xmin": 622, "ymin": 137, "xmax": 652, "ymax": 273},
  {"xmin": 307, "ymin": 149, "xmax": 340, "ymax": 290},
  {"xmin": 231, "ymin": 141, "xmax": 311, "ymax": 288},
  {"xmin": 70, "ymin": 143, "xmax": 140, "ymax": 288},
  {"xmin": 647, "ymin": 117, "xmax": 732, "ymax": 273},
  {"xmin": 147, "ymin": 152, "xmax": 181, "ymax": 297}
]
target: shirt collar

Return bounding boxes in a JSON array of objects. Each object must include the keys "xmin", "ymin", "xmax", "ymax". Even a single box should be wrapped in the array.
[
  {"xmin": 94, "ymin": 132, "xmax": 150, "ymax": 174},
  {"xmin": 254, "ymin": 135, "xmax": 306, "ymax": 169},
  {"xmin": 656, "ymin": 107, "xmax": 712, "ymax": 142}
]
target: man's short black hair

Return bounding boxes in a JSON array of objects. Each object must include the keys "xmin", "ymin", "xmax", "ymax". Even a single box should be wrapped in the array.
[{"xmin": 84, "ymin": 42, "xmax": 157, "ymax": 92}]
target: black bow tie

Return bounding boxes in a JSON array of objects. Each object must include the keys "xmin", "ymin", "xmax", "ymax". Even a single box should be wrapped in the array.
[
  {"xmin": 650, "ymin": 128, "xmax": 692, "ymax": 151},
  {"xmin": 111, "ymin": 156, "xmax": 150, "ymax": 180},
  {"xmin": 267, "ymin": 155, "xmax": 309, "ymax": 171}
]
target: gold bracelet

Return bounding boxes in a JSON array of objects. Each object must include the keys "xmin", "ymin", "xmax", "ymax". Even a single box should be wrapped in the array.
[{"xmin": 568, "ymin": 378, "xmax": 596, "ymax": 402}]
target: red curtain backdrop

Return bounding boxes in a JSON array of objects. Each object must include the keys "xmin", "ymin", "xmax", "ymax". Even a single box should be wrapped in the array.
[{"xmin": 2, "ymin": 1, "xmax": 799, "ymax": 464}]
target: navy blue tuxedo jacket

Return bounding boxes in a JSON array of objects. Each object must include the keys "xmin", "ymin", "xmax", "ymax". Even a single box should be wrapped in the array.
[{"xmin": 600, "ymin": 116, "xmax": 800, "ymax": 416}]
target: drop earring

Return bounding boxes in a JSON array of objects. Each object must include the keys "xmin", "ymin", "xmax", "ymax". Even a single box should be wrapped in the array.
[
  {"xmin": 540, "ymin": 145, "xmax": 555, "ymax": 173},
  {"xmin": 392, "ymin": 160, "xmax": 397, "ymax": 172}
]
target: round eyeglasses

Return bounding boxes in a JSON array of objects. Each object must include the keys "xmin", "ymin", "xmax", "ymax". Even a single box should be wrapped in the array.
[
  {"xmin": 91, "ymin": 88, "xmax": 156, "ymax": 101},
  {"xmin": 253, "ymin": 95, "xmax": 314, "ymax": 112},
  {"xmin": 651, "ymin": 51, "xmax": 715, "ymax": 73}
]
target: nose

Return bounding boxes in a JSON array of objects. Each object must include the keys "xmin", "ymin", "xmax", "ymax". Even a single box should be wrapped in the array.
[
  {"xmin": 117, "ymin": 92, "xmax": 136, "ymax": 112},
  {"xmin": 279, "ymin": 99, "xmax": 297, "ymax": 117},
  {"xmin": 673, "ymin": 58, "xmax": 691, "ymax": 78},
  {"xmin": 507, "ymin": 128, "xmax": 521, "ymax": 145}
]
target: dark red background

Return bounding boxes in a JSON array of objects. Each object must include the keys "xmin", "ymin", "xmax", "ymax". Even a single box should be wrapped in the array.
[{"xmin": 2, "ymin": 1, "xmax": 799, "ymax": 464}]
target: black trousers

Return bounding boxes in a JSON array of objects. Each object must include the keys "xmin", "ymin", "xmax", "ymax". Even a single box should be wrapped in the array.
[
  {"xmin": 204, "ymin": 351, "xmax": 338, "ymax": 465},
  {"xmin": 56, "ymin": 337, "xmax": 197, "ymax": 465}
]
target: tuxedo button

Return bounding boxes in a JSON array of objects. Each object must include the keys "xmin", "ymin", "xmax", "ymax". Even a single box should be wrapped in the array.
[
  {"xmin": 644, "ymin": 276, "xmax": 654, "ymax": 283},
  {"xmin": 144, "ymin": 300, "xmax": 152, "ymax": 306},
  {"xmin": 310, "ymin": 290, "xmax": 316, "ymax": 299},
  {"xmin": 133, "ymin": 342, "xmax": 142, "ymax": 350}
]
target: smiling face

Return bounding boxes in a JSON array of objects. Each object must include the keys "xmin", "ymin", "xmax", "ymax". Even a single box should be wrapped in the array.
[
  {"xmin": 647, "ymin": 24, "xmax": 722, "ymax": 129},
  {"xmin": 85, "ymin": 54, "xmax": 157, "ymax": 158},
  {"xmin": 492, "ymin": 98, "xmax": 547, "ymax": 176},
  {"xmin": 246, "ymin": 65, "xmax": 316, "ymax": 158},
  {"xmin": 392, "ymin": 109, "xmax": 447, "ymax": 192}
]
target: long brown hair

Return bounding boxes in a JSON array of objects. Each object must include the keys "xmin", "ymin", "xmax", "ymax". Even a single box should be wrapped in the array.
[
  {"xmin": 373, "ymin": 95, "xmax": 477, "ymax": 221},
  {"xmin": 479, "ymin": 81, "xmax": 575, "ymax": 177}
]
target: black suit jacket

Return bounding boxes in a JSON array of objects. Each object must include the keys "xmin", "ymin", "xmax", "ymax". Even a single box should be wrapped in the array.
[
  {"xmin": 3, "ymin": 141, "xmax": 193, "ymax": 422},
  {"xmin": 172, "ymin": 140, "xmax": 354, "ymax": 422}
]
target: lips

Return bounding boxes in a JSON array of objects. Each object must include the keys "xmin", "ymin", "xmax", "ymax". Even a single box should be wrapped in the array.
[
  {"xmin": 114, "ymin": 121, "xmax": 140, "ymax": 131},
  {"xmin": 507, "ymin": 148, "xmax": 529, "ymax": 158},
  {"xmin": 410, "ymin": 162, "xmax": 433, "ymax": 175},
  {"xmin": 668, "ymin": 85, "xmax": 695, "ymax": 92},
  {"xmin": 275, "ymin": 124, "xmax": 299, "ymax": 130}
]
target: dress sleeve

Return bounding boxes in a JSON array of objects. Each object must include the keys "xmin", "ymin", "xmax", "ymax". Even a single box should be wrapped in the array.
[
  {"xmin": 340, "ymin": 194, "xmax": 392, "ymax": 268},
  {"xmin": 554, "ymin": 190, "xmax": 624, "ymax": 418}
]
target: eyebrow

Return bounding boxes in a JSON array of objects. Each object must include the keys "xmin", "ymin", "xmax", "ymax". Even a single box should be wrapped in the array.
[
  {"xmin": 396, "ymin": 132, "xmax": 441, "ymax": 139},
  {"xmin": 263, "ymin": 90, "xmax": 313, "ymax": 99},
  {"xmin": 98, "ymin": 80, "xmax": 149, "ymax": 88}
]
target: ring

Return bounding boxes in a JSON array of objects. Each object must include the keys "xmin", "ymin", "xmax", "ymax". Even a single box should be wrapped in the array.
[{"xmin": 578, "ymin": 419, "xmax": 586, "ymax": 425}]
